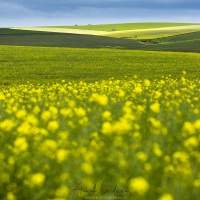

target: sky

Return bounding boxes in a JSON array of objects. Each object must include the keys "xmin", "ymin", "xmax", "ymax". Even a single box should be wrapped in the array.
[{"xmin": 0, "ymin": 0, "xmax": 200, "ymax": 27}]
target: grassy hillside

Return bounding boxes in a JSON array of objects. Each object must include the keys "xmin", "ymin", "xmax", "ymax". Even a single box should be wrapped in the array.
[
  {"xmin": 1, "ymin": 28, "xmax": 200, "ymax": 52},
  {"xmin": 144, "ymin": 31, "xmax": 200, "ymax": 52},
  {"xmin": 0, "ymin": 29, "xmax": 140, "ymax": 49},
  {"xmin": 0, "ymin": 45, "xmax": 200, "ymax": 85},
  {"xmin": 52, "ymin": 22, "xmax": 195, "ymax": 31},
  {"xmin": 108, "ymin": 25, "xmax": 200, "ymax": 40}
]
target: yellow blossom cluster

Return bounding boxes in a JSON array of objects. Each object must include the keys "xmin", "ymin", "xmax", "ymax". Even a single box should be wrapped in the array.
[{"xmin": 0, "ymin": 76, "xmax": 200, "ymax": 199}]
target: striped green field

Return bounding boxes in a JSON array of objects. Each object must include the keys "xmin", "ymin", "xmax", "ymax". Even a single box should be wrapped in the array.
[
  {"xmin": 107, "ymin": 25, "xmax": 200, "ymax": 40},
  {"xmin": 49, "ymin": 22, "xmax": 196, "ymax": 31},
  {"xmin": 5, "ymin": 22, "xmax": 199, "ymax": 52},
  {"xmin": 0, "ymin": 28, "xmax": 141, "ymax": 49},
  {"xmin": 143, "ymin": 31, "xmax": 200, "ymax": 52}
]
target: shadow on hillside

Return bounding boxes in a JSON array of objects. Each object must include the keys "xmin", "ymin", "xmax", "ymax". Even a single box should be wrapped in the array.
[
  {"xmin": 1, "ymin": 28, "xmax": 199, "ymax": 52},
  {"xmin": 145, "ymin": 31, "xmax": 200, "ymax": 53},
  {"xmin": 0, "ymin": 28, "xmax": 142, "ymax": 50}
]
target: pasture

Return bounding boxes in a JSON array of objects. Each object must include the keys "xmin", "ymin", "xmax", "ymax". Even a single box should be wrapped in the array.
[
  {"xmin": 0, "ymin": 22, "xmax": 200, "ymax": 200},
  {"xmin": 5, "ymin": 22, "xmax": 200, "ymax": 52}
]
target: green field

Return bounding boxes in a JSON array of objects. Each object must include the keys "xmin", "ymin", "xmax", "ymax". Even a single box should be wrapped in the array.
[
  {"xmin": 0, "ymin": 29, "xmax": 141, "ymax": 49},
  {"xmin": 1, "ymin": 23, "xmax": 200, "ymax": 200},
  {"xmin": 52, "ymin": 22, "xmax": 196, "ymax": 31},
  {"xmin": 2, "ymin": 22, "xmax": 200, "ymax": 52},
  {"xmin": 0, "ymin": 45, "xmax": 200, "ymax": 85},
  {"xmin": 108, "ymin": 25, "xmax": 200, "ymax": 40}
]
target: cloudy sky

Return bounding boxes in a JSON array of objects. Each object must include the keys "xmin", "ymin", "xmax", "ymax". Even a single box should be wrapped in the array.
[{"xmin": 0, "ymin": 0, "xmax": 200, "ymax": 27}]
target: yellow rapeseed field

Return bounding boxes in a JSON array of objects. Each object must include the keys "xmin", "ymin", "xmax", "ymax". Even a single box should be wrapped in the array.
[{"xmin": 0, "ymin": 72, "xmax": 200, "ymax": 200}]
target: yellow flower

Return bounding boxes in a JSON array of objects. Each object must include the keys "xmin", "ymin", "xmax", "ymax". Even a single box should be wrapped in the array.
[
  {"xmin": 60, "ymin": 108, "xmax": 73, "ymax": 117},
  {"xmin": 101, "ymin": 121, "xmax": 112, "ymax": 135},
  {"xmin": 47, "ymin": 120, "xmax": 59, "ymax": 132},
  {"xmin": 154, "ymin": 91, "xmax": 162, "ymax": 99},
  {"xmin": 159, "ymin": 80, "xmax": 165, "ymax": 85},
  {"xmin": 79, "ymin": 117, "xmax": 88, "ymax": 126},
  {"xmin": 184, "ymin": 137, "xmax": 198, "ymax": 149},
  {"xmin": 143, "ymin": 79, "xmax": 151, "ymax": 87},
  {"xmin": 129, "ymin": 177, "xmax": 149, "ymax": 195},
  {"xmin": 90, "ymin": 93, "xmax": 108, "ymax": 106},
  {"xmin": 194, "ymin": 119, "xmax": 200, "ymax": 130},
  {"xmin": 182, "ymin": 121, "xmax": 195, "ymax": 135},
  {"xmin": 159, "ymin": 193, "xmax": 174, "ymax": 200},
  {"xmin": 17, "ymin": 122, "xmax": 31, "ymax": 135},
  {"xmin": 182, "ymin": 70, "xmax": 187, "ymax": 75},
  {"xmin": 41, "ymin": 110, "xmax": 51, "ymax": 121},
  {"xmin": 112, "ymin": 118, "xmax": 132, "ymax": 134},
  {"xmin": 0, "ymin": 119, "xmax": 16, "ymax": 132},
  {"xmin": 58, "ymin": 131, "xmax": 69, "ymax": 140},
  {"xmin": 49, "ymin": 106, "xmax": 58, "ymax": 117},
  {"xmin": 6, "ymin": 192, "xmax": 16, "ymax": 200},
  {"xmin": 173, "ymin": 151, "xmax": 189, "ymax": 163},
  {"xmin": 68, "ymin": 100, "xmax": 76, "ymax": 108},
  {"xmin": 75, "ymin": 107, "xmax": 86, "ymax": 117},
  {"xmin": 134, "ymin": 85, "xmax": 143, "ymax": 94},
  {"xmin": 16, "ymin": 109, "xmax": 27, "ymax": 119},
  {"xmin": 81, "ymin": 162, "xmax": 93, "ymax": 175},
  {"xmin": 174, "ymin": 90, "xmax": 180, "ymax": 96},
  {"xmin": 164, "ymin": 165, "xmax": 175, "ymax": 174},
  {"xmin": 102, "ymin": 111, "xmax": 111, "ymax": 119},
  {"xmin": 118, "ymin": 89, "xmax": 125, "ymax": 97},
  {"xmin": 148, "ymin": 117, "xmax": 162, "ymax": 129},
  {"xmin": 26, "ymin": 114, "xmax": 39, "ymax": 126},
  {"xmin": 14, "ymin": 137, "xmax": 28, "ymax": 152},
  {"xmin": 0, "ymin": 92, "xmax": 6, "ymax": 100},
  {"xmin": 30, "ymin": 173, "xmax": 45, "ymax": 187},
  {"xmin": 56, "ymin": 149, "xmax": 69, "ymax": 163},
  {"xmin": 150, "ymin": 102, "xmax": 160, "ymax": 113},
  {"xmin": 136, "ymin": 152, "xmax": 148, "ymax": 162},
  {"xmin": 41, "ymin": 139, "xmax": 57, "ymax": 152},
  {"xmin": 55, "ymin": 186, "xmax": 69, "ymax": 198},
  {"xmin": 33, "ymin": 105, "xmax": 41, "ymax": 114},
  {"xmin": 153, "ymin": 143, "xmax": 163, "ymax": 157},
  {"xmin": 137, "ymin": 105, "xmax": 145, "ymax": 113}
]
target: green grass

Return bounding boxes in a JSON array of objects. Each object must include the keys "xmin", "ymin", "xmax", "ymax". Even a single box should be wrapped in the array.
[
  {"xmin": 0, "ymin": 28, "xmax": 140, "ymax": 48},
  {"xmin": 108, "ymin": 26, "xmax": 200, "ymax": 40},
  {"xmin": 144, "ymin": 31, "xmax": 200, "ymax": 52},
  {"xmin": 0, "ymin": 28, "xmax": 36, "ymax": 35},
  {"xmin": 52, "ymin": 22, "xmax": 195, "ymax": 31},
  {"xmin": 1, "ymin": 28, "xmax": 200, "ymax": 52},
  {"xmin": 0, "ymin": 45, "xmax": 200, "ymax": 85}
]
